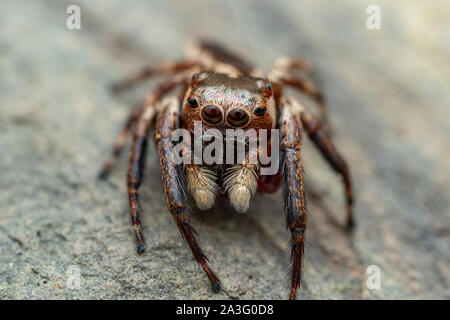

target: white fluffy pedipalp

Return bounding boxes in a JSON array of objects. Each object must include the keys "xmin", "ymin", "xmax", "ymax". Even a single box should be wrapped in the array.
[
  {"xmin": 223, "ymin": 164, "xmax": 258, "ymax": 213},
  {"xmin": 186, "ymin": 165, "xmax": 218, "ymax": 210}
]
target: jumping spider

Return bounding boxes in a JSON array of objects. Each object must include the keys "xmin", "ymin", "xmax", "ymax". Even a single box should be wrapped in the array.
[{"xmin": 99, "ymin": 40, "xmax": 354, "ymax": 300}]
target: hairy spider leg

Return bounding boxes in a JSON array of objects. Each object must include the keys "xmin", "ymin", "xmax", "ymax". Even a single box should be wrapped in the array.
[
  {"xmin": 126, "ymin": 74, "xmax": 189, "ymax": 253},
  {"xmin": 156, "ymin": 96, "xmax": 222, "ymax": 292},
  {"xmin": 279, "ymin": 103, "xmax": 307, "ymax": 300},
  {"xmin": 98, "ymin": 102, "xmax": 144, "ymax": 180},
  {"xmin": 99, "ymin": 74, "xmax": 190, "ymax": 180},
  {"xmin": 280, "ymin": 97, "xmax": 354, "ymax": 299},
  {"xmin": 111, "ymin": 60, "xmax": 199, "ymax": 93},
  {"xmin": 296, "ymin": 100, "xmax": 354, "ymax": 228},
  {"xmin": 270, "ymin": 56, "xmax": 330, "ymax": 132}
]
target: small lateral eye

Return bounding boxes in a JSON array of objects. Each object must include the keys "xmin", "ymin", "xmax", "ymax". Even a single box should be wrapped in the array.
[
  {"xmin": 254, "ymin": 106, "xmax": 266, "ymax": 116},
  {"xmin": 188, "ymin": 97, "xmax": 198, "ymax": 108}
]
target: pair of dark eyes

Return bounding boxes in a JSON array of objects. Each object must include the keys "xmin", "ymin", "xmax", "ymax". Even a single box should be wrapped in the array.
[{"xmin": 188, "ymin": 97, "xmax": 266, "ymax": 116}]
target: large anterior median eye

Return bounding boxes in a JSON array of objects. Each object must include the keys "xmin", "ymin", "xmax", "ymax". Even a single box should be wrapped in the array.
[
  {"xmin": 201, "ymin": 105, "xmax": 223, "ymax": 124},
  {"xmin": 227, "ymin": 108, "xmax": 249, "ymax": 127}
]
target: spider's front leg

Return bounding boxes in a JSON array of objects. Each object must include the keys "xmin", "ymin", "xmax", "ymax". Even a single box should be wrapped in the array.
[
  {"xmin": 283, "ymin": 97, "xmax": 354, "ymax": 227},
  {"xmin": 280, "ymin": 97, "xmax": 354, "ymax": 300},
  {"xmin": 155, "ymin": 97, "xmax": 222, "ymax": 292},
  {"xmin": 125, "ymin": 74, "xmax": 189, "ymax": 253},
  {"xmin": 279, "ymin": 103, "xmax": 307, "ymax": 300}
]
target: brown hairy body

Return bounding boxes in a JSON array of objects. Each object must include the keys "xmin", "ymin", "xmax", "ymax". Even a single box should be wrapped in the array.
[{"xmin": 99, "ymin": 40, "xmax": 354, "ymax": 300}]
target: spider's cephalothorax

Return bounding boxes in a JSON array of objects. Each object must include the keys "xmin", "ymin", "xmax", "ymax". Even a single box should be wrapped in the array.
[
  {"xmin": 181, "ymin": 71, "xmax": 276, "ymax": 213},
  {"xmin": 100, "ymin": 40, "xmax": 354, "ymax": 300}
]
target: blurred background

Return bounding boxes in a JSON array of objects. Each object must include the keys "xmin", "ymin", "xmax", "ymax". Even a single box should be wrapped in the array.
[{"xmin": 0, "ymin": 0, "xmax": 449, "ymax": 299}]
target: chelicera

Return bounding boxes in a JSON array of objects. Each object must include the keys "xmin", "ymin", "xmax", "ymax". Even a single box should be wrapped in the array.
[{"xmin": 99, "ymin": 40, "xmax": 354, "ymax": 300}]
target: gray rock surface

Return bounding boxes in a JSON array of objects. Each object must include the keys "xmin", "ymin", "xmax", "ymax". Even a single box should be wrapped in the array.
[{"xmin": 0, "ymin": 0, "xmax": 449, "ymax": 299}]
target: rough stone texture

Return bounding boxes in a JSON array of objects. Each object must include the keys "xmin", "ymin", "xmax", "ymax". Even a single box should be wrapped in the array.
[{"xmin": 0, "ymin": 0, "xmax": 449, "ymax": 299}]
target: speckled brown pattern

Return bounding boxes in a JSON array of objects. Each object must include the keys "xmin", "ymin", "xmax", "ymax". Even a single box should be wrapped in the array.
[{"xmin": 100, "ymin": 40, "xmax": 353, "ymax": 299}]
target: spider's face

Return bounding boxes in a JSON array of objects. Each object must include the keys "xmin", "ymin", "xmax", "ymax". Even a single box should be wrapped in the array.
[{"xmin": 181, "ymin": 71, "xmax": 276, "ymax": 133}]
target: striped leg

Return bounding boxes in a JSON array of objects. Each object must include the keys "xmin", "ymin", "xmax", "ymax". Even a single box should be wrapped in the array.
[
  {"xmin": 279, "ymin": 100, "xmax": 307, "ymax": 300},
  {"xmin": 126, "ymin": 74, "xmax": 188, "ymax": 253},
  {"xmin": 100, "ymin": 74, "xmax": 189, "ymax": 180},
  {"xmin": 279, "ymin": 75, "xmax": 328, "ymax": 127},
  {"xmin": 156, "ymin": 96, "xmax": 222, "ymax": 292},
  {"xmin": 111, "ymin": 60, "xmax": 198, "ymax": 93},
  {"xmin": 298, "ymin": 102, "xmax": 354, "ymax": 227},
  {"xmin": 98, "ymin": 102, "xmax": 144, "ymax": 180}
]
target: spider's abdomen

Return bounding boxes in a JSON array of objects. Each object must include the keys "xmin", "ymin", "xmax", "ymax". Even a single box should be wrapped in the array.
[{"xmin": 257, "ymin": 171, "xmax": 283, "ymax": 194}]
